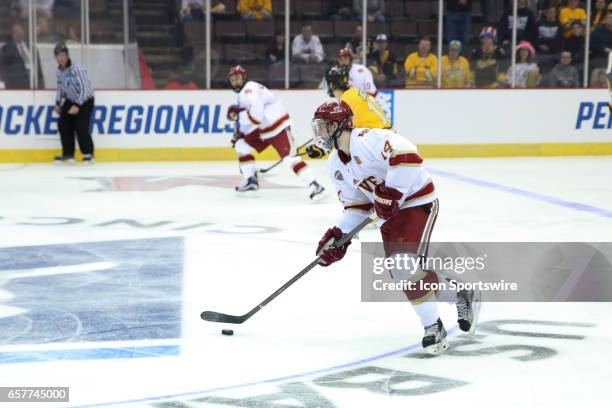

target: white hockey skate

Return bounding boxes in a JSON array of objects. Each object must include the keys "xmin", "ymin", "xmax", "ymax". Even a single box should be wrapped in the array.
[
  {"xmin": 456, "ymin": 288, "xmax": 481, "ymax": 335},
  {"xmin": 308, "ymin": 180, "xmax": 326, "ymax": 201},
  {"xmin": 235, "ymin": 175, "xmax": 259, "ymax": 193},
  {"xmin": 422, "ymin": 318, "xmax": 449, "ymax": 355}
]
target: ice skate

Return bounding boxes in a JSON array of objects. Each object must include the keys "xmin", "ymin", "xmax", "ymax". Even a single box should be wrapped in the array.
[
  {"xmin": 422, "ymin": 318, "xmax": 449, "ymax": 355},
  {"xmin": 53, "ymin": 155, "xmax": 75, "ymax": 165},
  {"xmin": 235, "ymin": 175, "xmax": 259, "ymax": 193},
  {"xmin": 82, "ymin": 154, "xmax": 95, "ymax": 165},
  {"xmin": 308, "ymin": 180, "xmax": 326, "ymax": 201},
  {"xmin": 456, "ymin": 288, "xmax": 481, "ymax": 335}
]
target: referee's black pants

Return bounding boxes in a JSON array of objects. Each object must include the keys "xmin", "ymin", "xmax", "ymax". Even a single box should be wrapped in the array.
[{"xmin": 58, "ymin": 98, "xmax": 95, "ymax": 157}]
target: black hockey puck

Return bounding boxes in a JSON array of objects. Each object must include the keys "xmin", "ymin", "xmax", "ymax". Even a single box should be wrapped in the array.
[{"xmin": 221, "ymin": 329, "xmax": 234, "ymax": 336}]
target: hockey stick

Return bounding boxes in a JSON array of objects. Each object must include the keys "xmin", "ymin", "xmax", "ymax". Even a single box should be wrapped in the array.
[
  {"xmin": 200, "ymin": 215, "xmax": 376, "ymax": 324},
  {"xmin": 258, "ymin": 138, "xmax": 314, "ymax": 174}
]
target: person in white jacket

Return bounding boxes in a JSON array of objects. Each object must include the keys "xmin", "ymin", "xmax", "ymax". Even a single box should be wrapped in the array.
[{"xmin": 291, "ymin": 23, "xmax": 325, "ymax": 63}]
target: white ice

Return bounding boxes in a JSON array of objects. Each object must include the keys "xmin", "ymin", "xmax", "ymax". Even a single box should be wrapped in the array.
[{"xmin": 0, "ymin": 157, "xmax": 610, "ymax": 408}]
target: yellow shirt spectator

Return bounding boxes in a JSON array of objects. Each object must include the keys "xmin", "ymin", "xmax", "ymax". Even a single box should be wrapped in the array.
[
  {"xmin": 441, "ymin": 55, "xmax": 472, "ymax": 88},
  {"xmin": 404, "ymin": 52, "xmax": 438, "ymax": 88},
  {"xmin": 237, "ymin": 0, "xmax": 272, "ymax": 21},
  {"xmin": 340, "ymin": 87, "xmax": 391, "ymax": 129},
  {"xmin": 559, "ymin": 6, "xmax": 587, "ymax": 38}
]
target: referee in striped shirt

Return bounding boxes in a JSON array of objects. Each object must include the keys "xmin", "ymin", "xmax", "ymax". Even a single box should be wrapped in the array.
[{"xmin": 53, "ymin": 43, "xmax": 95, "ymax": 165}]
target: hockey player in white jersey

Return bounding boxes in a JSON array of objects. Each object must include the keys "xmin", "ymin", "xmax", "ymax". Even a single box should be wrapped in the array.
[
  {"xmin": 337, "ymin": 48, "xmax": 377, "ymax": 96},
  {"xmin": 227, "ymin": 65, "xmax": 325, "ymax": 199},
  {"xmin": 311, "ymin": 101, "xmax": 480, "ymax": 354}
]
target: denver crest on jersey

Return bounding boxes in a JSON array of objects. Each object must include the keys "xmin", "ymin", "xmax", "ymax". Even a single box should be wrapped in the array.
[{"xmin": 327, "ymin": 128, "xmax": 436, "ymax": 233}]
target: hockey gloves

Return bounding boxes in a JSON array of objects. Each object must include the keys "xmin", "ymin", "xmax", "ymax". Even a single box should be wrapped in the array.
[
  {"xmin": 306, "ymin": 145, "xmax": 326, "ymax": 159},
  {"xmin": 374, "ymin": 183, "xmax": 403, "ymax": 220},
  {"xmin": 227, "ymin": 104, "xmax": 243, "ymax": 121},
  {"xmin": 316, "ymin": 226, "xmax": 351, "ymax": 267}
]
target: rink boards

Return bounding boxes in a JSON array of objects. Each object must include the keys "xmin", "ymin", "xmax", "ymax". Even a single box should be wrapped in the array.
[{"xmin": 0, "ymin": 88, "xmax": 610, "ymax": 162}]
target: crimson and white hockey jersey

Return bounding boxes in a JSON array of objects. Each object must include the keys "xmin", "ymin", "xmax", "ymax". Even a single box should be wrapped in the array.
[
  {"xmin": 236, "ymin": 81, "xmax": 292, "ymax": 139},
  {"xmin": 348, "ymin": 63, "xmax": 377, "ymax": 96},
  {"xmin": 328, "ymin": 128, "xmax": 436, "ymax": 233}
]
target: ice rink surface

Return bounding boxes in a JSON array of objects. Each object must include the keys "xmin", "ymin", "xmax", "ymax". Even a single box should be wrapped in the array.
[{"xmin": 0, "ymin": 156, "xmax": 611, "ymax": 408}]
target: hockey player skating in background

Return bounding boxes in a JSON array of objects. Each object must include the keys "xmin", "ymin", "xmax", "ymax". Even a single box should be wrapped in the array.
[
  {"xmin": 307, "ymin": 65, "xmax": 390, "ymax": 159},
  {"xmin": 226, "ymin": 65, "xmax": 325, "ymax": 199},
  {"xmin": 311, "ymin": 101, "xmax": 480, "ymax": 354},
  {"xmin": 336, "ymin": 48, "xmax": 377, "ymax": 96}
]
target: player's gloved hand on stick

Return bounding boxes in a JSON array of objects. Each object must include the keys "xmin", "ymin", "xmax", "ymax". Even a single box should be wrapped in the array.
[
  {"xmin": 316, "ymin": 227, "xmax": 351, "ymax": 267},
  {"xmin": 374, "ymin": 183, "xmax": 403, "ymax": 220},
  {"xmin": 305, "ymin": 145, "xmax": 326, "ymax": 159},
  {"xmin": 230, "ymin": 127, "xmax": 241, "ymax": 147},
  {"xmin": 227, "ymin": 105, "xmax": 242, "ymax": 121}
]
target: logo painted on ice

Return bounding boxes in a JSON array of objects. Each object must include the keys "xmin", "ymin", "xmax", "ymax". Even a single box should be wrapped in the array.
[{"xmin": 0, "ymin": 237, "xmax": 184, "ymax": 364}]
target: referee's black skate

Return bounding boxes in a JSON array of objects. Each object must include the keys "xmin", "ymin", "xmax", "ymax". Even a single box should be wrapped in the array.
[
  {"xmin": 235, "ymin": 175, "xmax": 259, "ymax": 192},
  {"xmin": 53, "ymin": 155, "xmax": 75, "ymax": 165},
  {"xmin": 82, "ymin": 154, "xmax": 95, "ymax": 165},
  {"xmin": 422, "ymin": 318, "xmax": 449, "ymax": 355},
  {"xmin": 456, "ymin": 288, "xmax": 481, "ymax": 335}
]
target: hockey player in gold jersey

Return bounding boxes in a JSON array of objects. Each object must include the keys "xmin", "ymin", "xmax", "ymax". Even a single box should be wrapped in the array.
[{"xmin": 307, "ymin": 65, "xmax": 390, "ymax": 159}]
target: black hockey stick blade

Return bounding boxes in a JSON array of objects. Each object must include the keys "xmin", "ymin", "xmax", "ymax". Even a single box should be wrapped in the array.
[
  {"xmin": 200, "ymin": 311, "xmax": 246, "ymax": 324},
  {"xmin": 200, "ymin": 215, "xmax": 375, "ymax": 325}
]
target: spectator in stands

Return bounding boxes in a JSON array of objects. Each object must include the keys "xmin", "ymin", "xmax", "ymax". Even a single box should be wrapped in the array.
[
  {"xmin": 266, "ymin": 30, "xmax": 286, "ymax": 63},
  {"xmin": 292, "ymin": 23, "xmax": 325, "ymax": 63},
  {"xmin": 180, "ymin": 0, "xmax": 225, "ymax": 21},
  {"xmin": 367, "ymin": 34, "xmax": 400, "ymax": 87},
  {"xmin": 559, "ymin": 0, "xmax": 587, "ymax": 39},
  {"xmin": 548, "ymin": 51, "xmax": 580, "ymax": 87},
  {"xmin": 442, "ymin": 40, "xmax": 473, "ymax": 88},
  {"xmin": 590, "ymin": 11, "xmax": 612, "ymax": 61},
  {"xmin": 536, "ymin": 6, "xmax": 563, "ymax": 70},
  {"xmin": 446, "ymin": 0, "xmax": 472, "ymax": 46},
  {"xmin": 18, "ymin": 0, "xmax": 55, "ymax": 37},
  {"xmin": 344, "ymin": 25, "xmax": 373, "ymax": 62},
  {"xmin": 590, "ymin": 64, "xmax": 609, "ymax": 87},
  {"xmin": 591, "ymin": 0, "xmax": 609, "ymax": 31},
  {"xmin": 404, "ymin": 37, "xmax": 438, "ymax": 88},
  {"xmin": 537, "ymin": 7, "xmax": 562, "ymax": 56},
  {"xmin": 353, "ymin": 0, "xmax": 386, "ymax": 23},
  {"xmin": 506, "ymin": 41, "xmax": 541, "ymax": 87},
  {"xmin": 0, "ymin": 22, "xmax": 31, "ymax": 89},
  {"xmin": 237, "ymin": 0, "xmax": 272, "ymax": 21},
  {"xmin": 164, "ymin": 67, "xmax": 198, "ymax": 90},
  {"xmin": 327, "ymin": 0, "xmax": 354, "ymax": 21},
  {"xmin": 470, "ymin": 26, "xmax": 508, "ymax": 87},
  {"xmin": 498, "ymin": 0, "xmax": 537, "ymax": 47},
  {"xmin": 563, "ymin": 20, "xmax": 585, "ymax": 63}
]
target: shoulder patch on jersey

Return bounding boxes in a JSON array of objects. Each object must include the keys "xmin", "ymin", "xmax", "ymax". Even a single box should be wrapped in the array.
[
  {"xmin": 357, "ymin": 129, "xmax": 371, "ymax": 138},
  {"xmin": 354, "ymin": 156, "xmax": 362, "ymax": 165},
  {"xmin": 334, "ymin": 170, "xmax": 344, "ymax": 181},
  {"xmin": 245, "ymin": 89, "xmax": 253, "ymax": 94}
]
